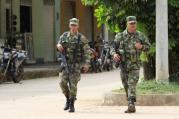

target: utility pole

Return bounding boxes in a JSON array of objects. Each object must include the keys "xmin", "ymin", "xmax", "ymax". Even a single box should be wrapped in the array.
[{"xmin": 156, "ymin": 0, "xmax": 169, "ymax": 83}]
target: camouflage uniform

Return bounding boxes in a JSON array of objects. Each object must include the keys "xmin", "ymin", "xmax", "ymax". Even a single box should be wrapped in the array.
[
  {"xmin": 57, "ymin": 31, "xmax": 91, "ymax": 99},
  {"xmin": 111, "ymin": 29, "xmax": 150, "ymax": 102}
]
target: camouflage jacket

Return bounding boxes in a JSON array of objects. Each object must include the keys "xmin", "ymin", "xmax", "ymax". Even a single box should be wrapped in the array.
[
  {"xmin": 57, "ymin": 31, "xmax": 91, "ymax": 67},
  {"xmin": 111, "ymin": 29, "xmax": 150, "ymax": 70}
]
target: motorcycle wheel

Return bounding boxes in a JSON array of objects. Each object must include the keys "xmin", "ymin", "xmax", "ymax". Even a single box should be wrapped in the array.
[
  {"xmin": 12, "ymin": 65, "xmax": 24, "ymax": 83},
  {"xmin": 0, "ymin": 69, "xmax": 9, "ymax": 83}
]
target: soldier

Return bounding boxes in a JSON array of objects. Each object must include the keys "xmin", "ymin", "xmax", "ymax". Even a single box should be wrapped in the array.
[
  {"xmin": 56, "ymin": 18, "xmax": 91, "ymax": 113},
  {"xmin": 111, "ymin": 16, "xmax": 150, "ymax": 113}
]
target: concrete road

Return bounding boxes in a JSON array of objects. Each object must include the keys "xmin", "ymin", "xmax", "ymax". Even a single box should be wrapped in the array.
[
  {"xmin": 0, "ymin": 70, "xmax": 122, "ymax": 101},
  {"xmin": 0, "ymin": 70, "xmax": 179, "ymax": 119}
]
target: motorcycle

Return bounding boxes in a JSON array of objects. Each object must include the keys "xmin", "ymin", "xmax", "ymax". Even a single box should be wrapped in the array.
[
  {"xmin": 0, "ymin": 46, "xmax": 27, "ymax": 83},
  {"xmin": 98, "ymin": 41, "xmax": 113, "ymax": 71}
]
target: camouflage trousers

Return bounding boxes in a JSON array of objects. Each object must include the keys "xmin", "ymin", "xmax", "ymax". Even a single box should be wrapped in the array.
[
  {"xmin": 59, "ymin": 70, "xmax": 81, "ymax": 99},
  {"xmin": 120, "ymin": 68, "xmax": 139, "ymax": 102}
]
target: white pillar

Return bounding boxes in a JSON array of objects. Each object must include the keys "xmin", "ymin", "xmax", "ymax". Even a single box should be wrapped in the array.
[{"xmin": 156, "ymin": 0, "xmax": 169, "ymax": 83}]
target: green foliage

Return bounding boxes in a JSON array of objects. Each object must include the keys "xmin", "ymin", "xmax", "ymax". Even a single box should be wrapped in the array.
[
  {"xmin": 113, "ymin": 80, "xmax": 179, "ymax": 94},
  {"xmin": 137, "ymin": 22, "xmax": 148, "ymax": 35},
  {"xmin": 140, "ymin": 51, "xmax": 149, "ymax": 62},
  {"xmin": 169, "ymin": 0, "xmax": 179, "ymax": 7},
  {"xmin": 148, "ymin": 43, "xmax": 156, "ymax": 56}
]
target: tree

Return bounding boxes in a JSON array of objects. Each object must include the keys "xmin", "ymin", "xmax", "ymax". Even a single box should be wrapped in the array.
[{"xmin": 82, "ymin": 0, "xmax": 179, "ymax": 81}]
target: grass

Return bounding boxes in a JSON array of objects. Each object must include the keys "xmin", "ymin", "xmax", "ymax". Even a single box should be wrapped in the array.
[{"xmin": 113, "ymin": 80, "xmax": 179, "ymax": 94}]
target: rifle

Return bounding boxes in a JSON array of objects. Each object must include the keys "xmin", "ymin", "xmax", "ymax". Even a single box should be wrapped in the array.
[{"xmin": 59, "ymin": 52, "xmax": 70, "ymax": 74}]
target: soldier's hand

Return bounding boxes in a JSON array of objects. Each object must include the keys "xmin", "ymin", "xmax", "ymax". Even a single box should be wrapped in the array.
[
  {"xmin": 113, "ymin": 53, "xmax": 120, "ymax": 63},
  {"xmin": 135, "ymin": 42, "xmax": 143, "ymax": 50},
  {"xmin": 83, "ymin": 64, "xmax": 90, "ymax": 73},
  {"xmin": 56, "ymin": 44, "xmax": 64, "ymax": 52}
]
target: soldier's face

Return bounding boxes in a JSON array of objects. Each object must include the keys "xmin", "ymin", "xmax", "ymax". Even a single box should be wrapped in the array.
[
  {"xmin": 69, "ymin": 24, "xmax": 79, "ymax": 33},
  {"xmin": 127, "ymin": 22, "xmax": 137, "ymax": 33}
]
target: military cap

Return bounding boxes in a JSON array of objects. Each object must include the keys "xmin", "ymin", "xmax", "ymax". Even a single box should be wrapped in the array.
[
  {"xmin": 126, "ymin": 16, "xmax": 137, "ymax": 23},
  {"xmin": 69, "ymin": 18, "xmax": 79, "ymax": 25}
]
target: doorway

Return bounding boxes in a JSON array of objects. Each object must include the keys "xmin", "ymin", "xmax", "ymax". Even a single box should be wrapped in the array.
[{"xmin": 20, "ymin": 5, "xmax": 32, "ymax": 33}]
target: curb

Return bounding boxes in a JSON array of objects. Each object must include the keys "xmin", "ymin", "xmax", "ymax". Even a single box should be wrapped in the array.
[
  {"xmin": 24, "ymin": 69, "xmax": 59, "ymax": 80},
  {"xmin": 103, "ymin": 92, "xmax": 179, "ymax": 106}
]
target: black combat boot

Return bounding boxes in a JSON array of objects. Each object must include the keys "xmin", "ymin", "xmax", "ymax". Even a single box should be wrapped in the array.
[
  {"xmin": 69, "ymin": 98, "xmax": 75, "ymax": 113},
  {"xmin": 64, "ymin": 98, "xmax": 70, "ymax": 111},
  {"xmin": 125, "ymin": 98, "xmax": 136, "ymax": 113}
]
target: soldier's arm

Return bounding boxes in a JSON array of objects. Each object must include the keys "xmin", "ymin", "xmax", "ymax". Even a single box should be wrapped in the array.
[
  {"xmin": 110, "ymin": 33, "xmax": 122, "ymax": 56},
  {"xmin": 56, "ymin": 32, "xmax": 68, "ymax": 52},
  {"xmin": 81, "ymin": 35, "xmax": 91, "ymax": 65},
  {"xmin": 56, "ymin": 34, "xmax": 63, "ymax": 48},
  {"xmin": 57, "ymin": 32, "xmax": 67, "ymax": 45}
]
